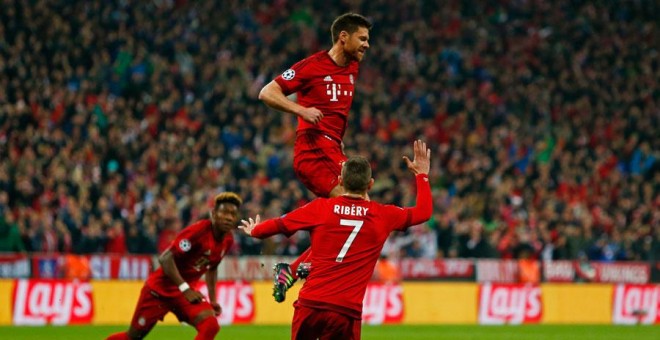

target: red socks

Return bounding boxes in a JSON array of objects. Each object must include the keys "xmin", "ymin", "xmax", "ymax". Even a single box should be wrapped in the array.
[
  {"xmin": 107, "ymin": 319, "xmax": 219, "ymax": 340},
  {"xmin": 194, "ymin": 316, "xmax": 220, "ymax": 340}
]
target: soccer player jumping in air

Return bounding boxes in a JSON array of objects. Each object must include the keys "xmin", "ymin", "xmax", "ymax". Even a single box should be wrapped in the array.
[
  {"xmin": 106, "ymin": 193, "xmax": 242, "ymax": 340},
  {"xmin": 259, "ymin": 12, "xmax": 372, "ymax": 303},
  {"xmin": 240, "ymin": 140, "xmax": 433, "ymax": 339}
]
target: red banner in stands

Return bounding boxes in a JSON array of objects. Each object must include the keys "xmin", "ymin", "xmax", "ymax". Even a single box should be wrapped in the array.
[
  {"xmin": 476, "ymin": 260, "xmax": 519, "ymax": 283},
  {"xmin": 590, "ymin": 262, "xmax": 650, "ymax": 284},
  {"xmin": 12, "ymin": 279, "xmax": 94, "ymax": 325},
  {"xmin": 30, "ymin": 254, "xmax": 154, "ymax": 280},
  {"xmin": 543, "ymin": 260, "xmax": 575, "ymax": 282},
  {"xmin": 544, "ymin": 261, "xmax": 650, "ymax": 284},
  {"xmin": 217, "ymin": 256, "xmax": 296, "ymax": 281},
  {"xmin": 478, "ymin": 283, "xmax": 542, "ymax": 324},
  {"xmin": 1, "ymin": 254, "xmax": 654, "ymax": 283},
  {"xmin": 612, "ymin": 284, "xmax": 660, "ymax": 324},
  {"xmin": 397, "ymin": 258, "xmax": 473, "ymax": 280},
  {"xmin": 0, "ymin": 253, "xmax": 30, "ymax": 278},
  {"xmin": 88, "ymin": 254, "xmax": 154, "ymax": 280}
]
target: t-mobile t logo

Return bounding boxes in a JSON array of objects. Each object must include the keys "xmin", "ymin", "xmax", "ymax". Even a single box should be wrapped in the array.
[{"xmin": 326, "ymin": 83, "xmax": 352, "ymax": 102}]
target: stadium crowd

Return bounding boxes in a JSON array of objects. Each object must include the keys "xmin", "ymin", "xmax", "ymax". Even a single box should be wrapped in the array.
[{"xmin": 0, "ymin": 0, "xmax": 658, "ymax": 263}]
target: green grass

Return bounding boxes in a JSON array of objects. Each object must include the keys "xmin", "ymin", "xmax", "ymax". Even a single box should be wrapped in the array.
[{"xmin": 0, "ymin": 325, "xmax": 656, "ymax": 339}]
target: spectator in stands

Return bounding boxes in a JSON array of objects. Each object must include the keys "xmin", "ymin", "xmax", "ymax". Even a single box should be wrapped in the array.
[
  {"xmin": 374, "ymin": 254, "xmax": 401, "ymax": 284},
  {"xmin": 0, "ymin": 212, "xmax": 25, "ymax": 252},
  {"xmin": 0, "ymin": 0, "xmax": 656, "ymax": 262}
]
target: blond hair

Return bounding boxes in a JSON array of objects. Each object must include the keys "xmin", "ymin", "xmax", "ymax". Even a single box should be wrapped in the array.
[{"xmin": 213, "ymin": 192, "xmax": 242, "ymax": 208}]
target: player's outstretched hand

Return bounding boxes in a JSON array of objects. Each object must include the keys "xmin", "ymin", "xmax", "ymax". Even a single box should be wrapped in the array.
[
  {"xmin": 239, "ymin": 215, "xmax": 261, "ymax": 236},
  {"xmin": 403, "ymin": 139, "xmax": 431, "ymax": 176},
  {"xmin": 183, "ymin": 289, "xmax": 205, "ymax": 304},
  {"xmin": 299, "ymin": 107, "xmax": 324, "ymax": 124}
]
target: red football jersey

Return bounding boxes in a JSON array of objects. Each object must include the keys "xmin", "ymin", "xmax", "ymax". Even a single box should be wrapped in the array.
[
  {"xmin": 274, "ymin": 50, "xmax": 359, "ymax": 142},
  {"xmin": 260, "ymin": 175, "xmax": 432, "ymax": 318},
  {"xmin": 146, "ymin": 220, "xmax": 232, "ymax": 297}
]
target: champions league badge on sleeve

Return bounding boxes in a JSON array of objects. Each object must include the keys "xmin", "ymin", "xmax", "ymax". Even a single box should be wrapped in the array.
[
  {"xmin": 282, "ymin": 69, "xmax": 295, "ymax": 80},
  {"xmin": 179, "ymin": 239, "xmax": 191, "ymax": 252}
]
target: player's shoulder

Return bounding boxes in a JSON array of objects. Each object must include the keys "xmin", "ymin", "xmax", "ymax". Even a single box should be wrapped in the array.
[
  {"xmin": 309, "ymin": 50, "xmax": 331, "ymax": 62},
  {"xmin": 179, "ymin": 219, "xmax": 212, "ymax": 238},
  {"xmin": 293, "ymin": 51, "xmax": 331, "ymax": 70},
  {"xmin": 372, "ymin": 202, "xmax": 405, "ymax": 213},
  {"xmin": 189, "ymin": 219, "xmax": 212, "ymax": 229}
]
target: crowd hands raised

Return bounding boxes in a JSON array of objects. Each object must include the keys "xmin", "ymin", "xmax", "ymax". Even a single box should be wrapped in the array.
[{"xmin": 0, "ymin": 0, "xmax": 658, "ymax": 263}]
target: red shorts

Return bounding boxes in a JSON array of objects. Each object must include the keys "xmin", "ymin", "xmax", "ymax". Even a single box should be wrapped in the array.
[
  {"xmin": 129, "ymin": 284, "xmax": 214, "ymax": 332},
  {"xmin": 293, "ymin": 131, "xmax": 347, "ymax": 198},
  {"xmin": 291, "ymin": 303, "xmax": 361, "ymax": 340}
]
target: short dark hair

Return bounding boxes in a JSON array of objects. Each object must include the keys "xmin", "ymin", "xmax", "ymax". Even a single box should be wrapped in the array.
[
  {"xmin": 341, "ymin": 156, "xmax": 372, "ymax": 192},
  {"xmin": 331, "ymin": 13, "xmax": 372, "ymax": 43},
  {"xmin": 214, "ymin": 192, "xmax": 242, "ymax": 209}
]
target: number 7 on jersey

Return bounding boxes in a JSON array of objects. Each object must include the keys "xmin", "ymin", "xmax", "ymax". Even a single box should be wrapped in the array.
[{"xmin": 336, "ymin": 219, "xmax": 364, "ymax": 262}]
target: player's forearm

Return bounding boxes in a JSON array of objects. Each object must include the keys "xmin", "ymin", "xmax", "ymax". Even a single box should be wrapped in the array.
[
  {"xmin": 159, "ymin": 250, "xmax": 187, "ymax": 286},
  {"xmin": 410, "ymin": 174, "xmax": 433, "ymax": 225},
  {"xmin": 251, "ymin": 219, "xmax": 286, "ymax": 239},
  {"xmin": 259, "ymin": 81, "xmax": 305, "ymax": 117},
  {"xmin": 205, "ymin": 269, "xmax": 218, "ymax": 301}
]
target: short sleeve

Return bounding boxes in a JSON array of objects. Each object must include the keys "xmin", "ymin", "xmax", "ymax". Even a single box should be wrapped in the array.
[
  {"xmin": 169, "ymin": 221, "xmax": 205, "ymax": 257},
  {"xmin": 273, "ymin": 57, "xmax": 313, "ymax": 95},
  {"xmin": 278, "ymin": 199, "xmax": 324, "ymax": 235}
]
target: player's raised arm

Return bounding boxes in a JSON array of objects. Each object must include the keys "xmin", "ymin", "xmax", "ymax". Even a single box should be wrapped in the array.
[
  {"xmin": 403, "ymin": 139, "xmax": 431, "ymax": 176},
  {"xmin": 402, "ymin": 139, "xmax": 433, "ymax": 225},
  {"xmin": 158, "ymin": 249, "xmax": 205, "ymax": 303},
  {"xmin": 258, "ymin": 80, "xmax": 324, "ymax": 124},
  {"xmin": 239, "ymin": 214, "xmax": 289, "ymax": 239}
]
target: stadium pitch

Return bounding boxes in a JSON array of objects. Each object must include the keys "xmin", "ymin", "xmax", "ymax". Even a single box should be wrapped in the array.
[{"xmin": 0, "ymin": 324, "xmax": 656, "ymax": 339}]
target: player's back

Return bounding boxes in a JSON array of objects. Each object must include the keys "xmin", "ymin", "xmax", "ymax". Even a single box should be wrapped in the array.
[{"xmin": 297, "ymin": 195, "xmax": 409, "ymax": 317}]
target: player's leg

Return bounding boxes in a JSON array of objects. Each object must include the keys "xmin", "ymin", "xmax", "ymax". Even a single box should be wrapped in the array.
[
  {"xmin": 317, "ymin": 310, "xmax": 354, "ymax": 340},
  {"xmin": 107, "ymin": 324, "xmax": 156, "ymax": 340},
  {"xmin": 107, "ymin": 285, "xmax": 166, "ymax": 340},
  {"xmin": 192, "ymin": 310, "xmax": 220, "ymax": 340},
  {"xmin": 292, "ymin": 304, "xmax": 354, "ymax": 340},
  {"xmin": 349, "ymin": 318, "xmax": 362, "ymax": 340},
  {"xmin": 276, "ymin": 136, "xmax": 347, "ymax": 302},
  {"xmin": 272, "ymin": 247, "xmax": 311, "ymax": 303},
  {"xmin": 291, "ymin": 303, "xmax": 320, "ymax": 340},
  {"xmin": 292, "ymin": 131, "xmax": 346, "ymax": 199},
  {"xmin": 170, "ymin": 295, "xmax": 219, "ymax": 340}
]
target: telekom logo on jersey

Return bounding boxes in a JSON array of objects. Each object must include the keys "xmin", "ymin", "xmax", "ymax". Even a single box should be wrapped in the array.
[{"xmin": 326, "ymin": 83, "xmax": 353, "ymax": 102}]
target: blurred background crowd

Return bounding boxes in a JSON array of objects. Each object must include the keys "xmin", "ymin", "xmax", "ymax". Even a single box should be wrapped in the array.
[{"xmin": 0, "ymin": 0, "xmax": 658, "ymax": 264}]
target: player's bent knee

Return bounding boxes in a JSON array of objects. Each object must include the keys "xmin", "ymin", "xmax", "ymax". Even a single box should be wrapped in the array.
[
  {"xmin": 194, "ymin": 315, "xmax": 220, "ymax": 339},
  {"xmin": 193, "ymin": 309, "xmax": 216, "ymax": 325}
]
